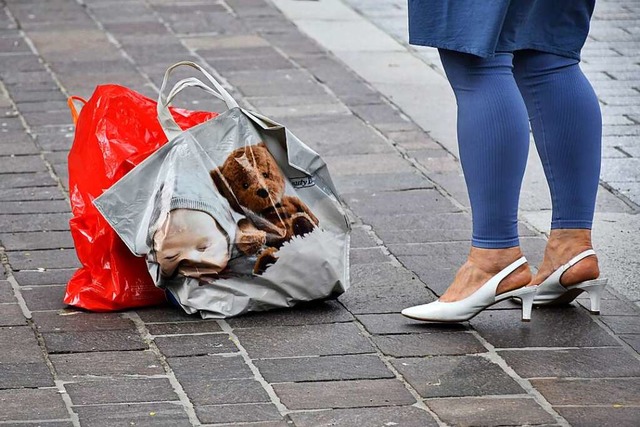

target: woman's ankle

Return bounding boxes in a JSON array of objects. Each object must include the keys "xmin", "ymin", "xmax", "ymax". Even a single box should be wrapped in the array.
[
  {"xmin": 532, "ymin": 228, "xmax": 600, "ymax": 286},
  {"xmin": 468, "ymin": 246, "xmax": 525, "ymax": 273},
  {"xmin": 439, "ymin": 246, "xmax": 531, "ymax": 302}
]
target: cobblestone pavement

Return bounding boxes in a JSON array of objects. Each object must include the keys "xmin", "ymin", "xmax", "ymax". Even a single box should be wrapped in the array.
[{"xmin": 0, "ymin": 0, "xmax": 639, "ymax": 426}]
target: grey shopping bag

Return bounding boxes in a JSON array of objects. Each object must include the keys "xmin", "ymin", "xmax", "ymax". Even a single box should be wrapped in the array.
[{"xmin": 94, "ymin": 61, "xmax": 350, "ymax": 318}]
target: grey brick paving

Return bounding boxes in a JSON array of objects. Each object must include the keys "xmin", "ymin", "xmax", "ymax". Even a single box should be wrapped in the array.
[
  {"xmin": 254, "ymin": 354, "xmax": 394, "ymax": 383},
  {"xmin": 65, "ymin": 378, "xmax": 179, "ymax": 405},
  {"xmin": 391, "ymin": 355, "xmax": 526, "ymax": 398},
  {"xmin": 0, "ymin": 388, "xmax": 69, "ymax": 422},
  {"xmin": 288, "ymin": 406, "xmax": 438, "ymax": 427},
  {"xmin": 273, "ymin": 379, "xmax": 416, "ymax": 410},
  {"xmin": 0, "ymin": 0, "xmax": 638, "ymax": 425},
  {"xmin": 50, "ymin": 350, "xmax": 165, "ymax": 379},
  {"xmin": 426, "ymin": 397, "xmax": 556, "ymax": 427}
]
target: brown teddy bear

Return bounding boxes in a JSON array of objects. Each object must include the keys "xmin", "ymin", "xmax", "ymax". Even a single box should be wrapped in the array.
[{"xmin": 211, "ymin": 142, "xmax": 319, "ymax": 274}]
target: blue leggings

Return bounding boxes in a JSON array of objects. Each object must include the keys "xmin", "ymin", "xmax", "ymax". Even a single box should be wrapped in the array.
[{"xmin": 439, "ymin": 49, "xmax": 602, "ymax": 249}]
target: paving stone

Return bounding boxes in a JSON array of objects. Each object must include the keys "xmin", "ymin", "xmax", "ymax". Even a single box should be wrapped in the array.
[
  {"xmin": 0, "ymin": 212, "xmax": 70, "ymax": 232},
  {"xmin": 349, "ymin": 247, "xmax": 389, "ymax": 265},
  {"xmin": 279, "ymin": 115, "xmax": 394, "ymax": 156},
  {"xmin": 234, "ymin": 322, "xmax": 374, "ymax": 359},
  {"xmin": 211, "ymin": 422, "xmax": 289, "ymax": 427},
  {"xmin": 531, "ymin": 378, "xmax": 640, "ymax": 405},
  {"xmin": 273, "ymin": 379, "xmax": 415, "ymax": 410},
  {"xmin": 9, "ymin": 90, "xmax": 67, "ymax": 103},
  {"xmin": 470, "ymin": 307, "xmax": 620, "ymax": 348},
  {"xmin": 357, "ymin": 313, "xmax": 468, "ymax": 335},
  {"xmin": 42, "ymin": 330, "xmax": 147, "ymax": 353},
  {"xmin": 325, "ymin": 153, "xmax": 416, "ymax": 177},
  {"xmin": 0, "ymin": 140, "xmax": 39, "ymax": 156},
  {"xmin": 32, "ymin": 311, "xmax": 135, "ymax": 332},
  {"xmin": 0, "ymin": 155, "xmax": 47, "ymax": 173},
  {"xmin": 344, "ymin": 189, "xmax": 460, "ymax": 218},
  {"xmin": 255, "ymin": 354, "xmax": 394, "ymax": 383},
  {"xmin": 168, "ymin": 354, "xmax": 253, "ymax": 381},
  {"xmin": 0, "ymin": 117, "xmax": 24, "ymax": 131},
  {"xmin": 0, "ymin": 186, "xmax": 65, "ymax": 202},
  {"xmin": 257, "ymin": 101, "xmax": 349, "ymax": 118},
  {"xmin": 208, "ymin": 54, "xmax": 296, "ymax": 74},
  {"xmin": 348, "ymin": 227, "xmax": 378, "ymax": 249},
  {"xmin": 146, "ymin": 321, "xmax": 222, "ymax": 335},
  {"xmin": 600, "ymin": 315, "xmax": 640, "ymax": 334},
  {"xmin": 20, "ymin": 285, "xmax": 67, "ymax": 311},
  {"xmin": 11, "ymin": 268, "xmax": 75, "ymax": 286},
  {"xmin": 6, "ymin": 248, "xmax": 79, "ymax": 270},
  {"xmin": 0, "ymin": 361, "xmax": 54, "ymax": 389},
  {"xmin": 0, "ymin": 303, "xmax": 27, "ymax": 326},
  {"xmin": 332, "ymin": 171, "xmax": 433, "ymax": 194},
  {"xmin": 184, "ymin": 378, "xmax": 271, "ymax": 406},
  {"xmin": 339, "ymin": 265, "xmax": 435, "ymax": 314},
  {"xmin": 66, "ymin": 378, "xmax": 178, "ymax": 405},
  {"xmin": 0, "ymin": 388, "xmax": 68, "ymax": 422},
  {"xmin": 153, "ymin": 333, "xmax": 238, "ymax": 357},
  {"xmin": 499, "ymin": 347, "xmax": 640, "ymax": 378},
  {"xmin": 372, "ymin": 332, "xmax": 485, "ymax": 357},
  {"xmin": 426, "ymin": 397, "xmax": 555, "ymax": 426},
  {"xmin": 289, "ymin": 406, "xmax": 438, "ymax": 427},
  {"xmin": 0, "ymin": 231, "xmax": 74, "ymax": 250},
  {"xmin": 0, "ymin": 200, "xmax": 70, "ymax": 215},
  {"xmin": 349, "ymin": 102, "xmax": 415, "ymax": 130},
  {"xmin": 74, "ymin": 402, "xmax": 191, "ymax": 427},
  {"xmin": 392, "ymin": 355, "xmax": 525, "ymax": 398},
  {"xmin": 388, "ymin": 241, "xmax": 471, "ymax": 263},
  {"xmin": 34, "ymin": 131, "xmax": 74, "ymax": 151},
  {"xmin": 195, "ymin": 403, "xmax": 282, "ymax": 425},
  {"xmin": 398, "ymin": 256, "xmax": 464, "ymax": 296},
  {"xmin": 50, "ymin": 350, "xmax": 164, "ymax": 379},
  {"xmin": 137, "ymin": 306, "xmax": 200, "ymax": 323},
  {"xmin": 0, "ymin": 326, "xmax": 44, "ymax": 363},
  {"xmin": 620, "ymin": 334, "xmax": 640, "ymax": 353},
  {"xmin": 226, "ymin": 300, "xmax": 353, "ymax": 328},
  {"xmin": 555, "ymin": 406, "xmax": 640, "ymax": 427},
  {"xmin": 0, "ymin": 280, "xmax": 15, "ymax": 303},
  {"xmin": 14, "ymin": 99, "xmax": 68, "ymax": 112},
  {"xmin": 0, "ymin": 422, "xmax": 73, "ymax": 427},
  {"xmin": 365, "ymin": 212, "xmax": 471, "ymax": 235}
]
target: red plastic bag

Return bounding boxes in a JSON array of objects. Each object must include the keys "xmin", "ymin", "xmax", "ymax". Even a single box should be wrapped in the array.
[{"xmin": 65, "ymin": 84, "xmax": 218, "ymax": 311}]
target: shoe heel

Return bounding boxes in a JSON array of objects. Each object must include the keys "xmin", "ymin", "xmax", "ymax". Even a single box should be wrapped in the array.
[
  {"xmin": 518, "ymin": 288, "xmax": 537, "ymax": 322},
  {"xmin": 580, "ymin": 279, "xmax": 607, "ymax": 314}
]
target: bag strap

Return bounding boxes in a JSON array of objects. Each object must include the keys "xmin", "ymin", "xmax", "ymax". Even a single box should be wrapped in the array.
[
  {"xmin": 157, "ymin": 61, "xmax": 239, "ymax": 140},
  {"xmin": 67, "ymin": 96, "xmax": 87, "ymax": 125}
]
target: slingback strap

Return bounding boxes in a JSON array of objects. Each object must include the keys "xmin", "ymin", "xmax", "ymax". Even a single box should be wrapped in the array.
[
  {"xmin": 487, "ymin": 256, "xmax": 528, "ymax": 296},
  {"xmin": 538, "ymin": 249, "xmax": 597, "ymax": 289},
  {"xmin": 565, "ymin": 249, "xmax": 596, "ymax": 268}
]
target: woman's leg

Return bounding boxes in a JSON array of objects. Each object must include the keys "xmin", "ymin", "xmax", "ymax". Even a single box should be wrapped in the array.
[
  {"xmin": 438, "ymin": 50, "xmax": 532, "ymax": 301},
  {"xmin": 513, "ymin": 50, "xmax": 601, "ymax": 285}
]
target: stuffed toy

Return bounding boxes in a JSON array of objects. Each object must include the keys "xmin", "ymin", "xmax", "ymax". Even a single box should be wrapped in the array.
[{"xmin": 211, "ymin": 142, "xmax": 319, "ymax": 274}]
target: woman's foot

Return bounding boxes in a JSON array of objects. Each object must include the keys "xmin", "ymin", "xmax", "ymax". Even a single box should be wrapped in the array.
[
  {"xmin": 439, "ymin": 246, "xmax": 532, "ymax": 302},
  {"xmin": 529, "ymin": 229, "xmax": 600, "ymax": 287}
]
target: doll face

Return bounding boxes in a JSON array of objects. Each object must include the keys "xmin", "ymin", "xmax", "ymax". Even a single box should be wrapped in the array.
[{"xmin": 153, "ymin": 209, "xmax": 230, "ymax": 279}]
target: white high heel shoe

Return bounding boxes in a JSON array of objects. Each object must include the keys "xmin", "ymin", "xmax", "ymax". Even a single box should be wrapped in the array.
[
  {"xmin": 401, "ymin": 257, "xmax": 537, "ymax": 322},
  {"xmin": 533, "ymin": 249, "xmax": 607, "ymax": 314}
]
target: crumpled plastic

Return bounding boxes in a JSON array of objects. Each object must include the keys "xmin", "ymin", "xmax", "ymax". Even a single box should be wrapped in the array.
[{"xmin": 64, "ymin": 84, "xmax": 218, "ymax": 312}]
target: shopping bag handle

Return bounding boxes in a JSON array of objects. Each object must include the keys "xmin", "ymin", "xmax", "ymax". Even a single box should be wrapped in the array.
[
  {"xmin": 158, "ymin": 61, "xmax": 239, "ymax": 140},
  {"xmin": 67, "ymin": 96, "xmax": 87, "ymax": 125}
]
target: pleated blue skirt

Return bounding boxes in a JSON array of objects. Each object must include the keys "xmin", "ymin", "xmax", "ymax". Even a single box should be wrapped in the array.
[{"xmin": 408, "ymin": 0, "xmax": 596, "ymax": 59}]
